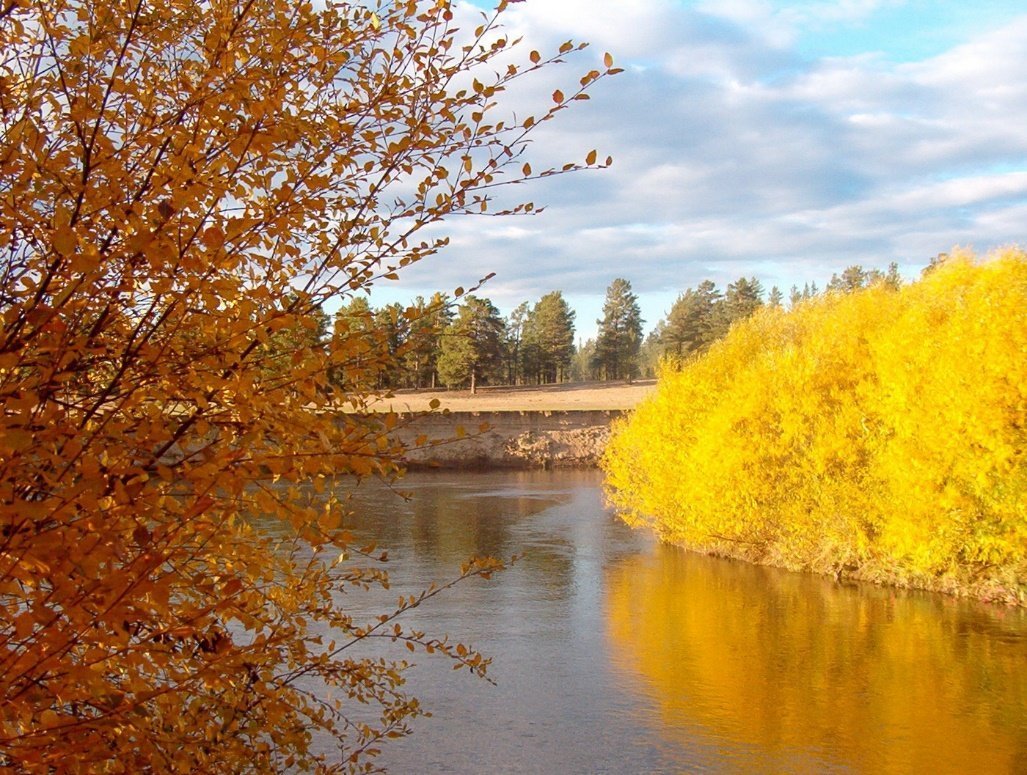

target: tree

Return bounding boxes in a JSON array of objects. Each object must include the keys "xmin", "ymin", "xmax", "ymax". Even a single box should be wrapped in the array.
[
  {"xmin": 373, "ymin": 302, "xmax": 410, "ymax": 389},
  {"xmin": 828, "ymin": 265, "xmax": 871, "ymax": 293},
  {"xmin": 503, "ymin": 301, "xmax": 532, "ymax": 385},
  {"xmin": 330, "ymin": 296, "xmax": 377, "ymax": 390},
  {"xmin": 437, "ymin": 296, "xmax": 506, "ymax": 392},
  {"xmin": 828, "ymin": 265, "xmax": 904, "ymax": 294},
  {"xmin": 723, "ymin": 276, "xmax": 764, "ymax": 324},
  {"xmin": 571, "ymin": 338, "xmax": 599, "ymax": 381},
  {"xmin": 402, "ymin": 294, "xmax": 452, "ymax": 389},
  {"xmin": 0, "ymin": 0, "xmax": 617, "ymax": 769},
  {"xmin": 789, "ymin": 285, "xmax": 804, "ymax": 307},
  {"xmin": 593, "ymin": 278, "xmax": 644, "ymax": 380},
  {"xmin": 262, "ymin": 293, "xmax": 330, "ymax": 379},
  {"xmin": 883, "ymin": 262, "xmax": 903, "ymax": 290},
  {"xmin": 638, "ymin": 327, "xmax": 663, "ymax": 378},
  {"xmin": 522, "ymin": 291, "xmax": 576, "ymax": 383},
  {"xmin": 660, "ymin": 280, "xmax": 722, "ymax": 359}
]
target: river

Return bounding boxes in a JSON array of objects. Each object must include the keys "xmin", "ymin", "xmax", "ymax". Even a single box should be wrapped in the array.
[{"xmin": 301, "ymin": 469, "xmax": 1027, "ymax": 773}]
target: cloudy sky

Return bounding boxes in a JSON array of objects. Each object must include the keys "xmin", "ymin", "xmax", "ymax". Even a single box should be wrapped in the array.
[{"xmin": 371, "ymin": 0, "xmax": 1027, "ymax": 338}]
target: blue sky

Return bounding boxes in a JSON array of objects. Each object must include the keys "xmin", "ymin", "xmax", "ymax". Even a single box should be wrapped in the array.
[{"xmin": 370, "ymin": 0, "xmax": 1027, "ymax": 339}]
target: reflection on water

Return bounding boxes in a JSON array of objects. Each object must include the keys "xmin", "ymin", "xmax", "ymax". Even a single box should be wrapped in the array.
[
  {"xmin": 606, "ymin": 546, "xmax": 1027, "ymax": 774},
  {"xmin": 287, "ymin": 470, "xmax": 1027, "ymax": 773}
]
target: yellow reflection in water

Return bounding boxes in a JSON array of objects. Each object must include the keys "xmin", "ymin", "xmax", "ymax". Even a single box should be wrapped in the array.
[{"xmin": 605, "ymin": 546, "xmax": 1027, "ymax": 774}]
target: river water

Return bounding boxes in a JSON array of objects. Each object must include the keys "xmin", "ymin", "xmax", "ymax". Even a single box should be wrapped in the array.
[{"xmin": 307, "ymin": 469, "xmax": 1027, "ymax": 773}]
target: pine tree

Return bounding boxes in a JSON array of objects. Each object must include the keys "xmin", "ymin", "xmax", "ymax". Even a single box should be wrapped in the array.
[
  {"xmin": 329, "ymin": 296, "xmax": 376, "ymax": 389},
  {"xmin": 437, "ymin": 296, "xmax": 506, "ymax": 392},
  {"xmin": 828, "ymin": 265, "xmax": 870, "ymax": 293},
  {"xmin": 522, "ymin": 291, "xmax": 576, "ymax": 383},
  {"xmin": 694, "ymin": 280, "xmax": 726, "ymax": 348},
  {"xmin": 571, "ymin": 338, "xmax": 599, "ymax": 381},
  {"xmin": 403, "ymin": 293, "xmax": 453, "ymax": 389},
  {"xmin": 661, "ymin": 281, "xmax": 722, "ymax": 358},
  {"xmin": 724, "ymin": 276, "xmax": 764, "ymax": 322},
  {"xmin": 505, "ymin": 301, "xmax": 532, "ymax": 385},
  {"xmin": 373, "ymin": 302, "xmax": 409, "ymax": 389},
  {"xmin": 593, "ymin": 278, "xmax": 644, "ymax": 380},
  {"xmin": 883, "ymin": 262, "xmax": 903, "ymax": 290},
  {"xmin": 661, "ymin": 289, "xmax": 703, "ymax": 359}
]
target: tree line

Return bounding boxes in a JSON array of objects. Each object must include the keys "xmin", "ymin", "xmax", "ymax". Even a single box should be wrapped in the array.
[
  {"xmin": 308, "ymin": 262, "xmax": 901, "ymax": 391},
  {"xmin": 312, "ymin": 279, "xmax": 640, "ymax": 391},
  {"xmin": 636, "ymin": 262, "xmax": 901, "ymax": 376}
]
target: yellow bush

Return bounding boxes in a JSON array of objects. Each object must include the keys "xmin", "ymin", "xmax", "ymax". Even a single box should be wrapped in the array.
[{"xmin": 603, "ymin": 250, "xmax": 1027, "ymax": 601}]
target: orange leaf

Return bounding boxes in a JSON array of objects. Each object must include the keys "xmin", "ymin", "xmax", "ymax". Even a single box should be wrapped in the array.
[{"xmin": 53, "ymin": 226, "xmax": 76, "ymax": 256}]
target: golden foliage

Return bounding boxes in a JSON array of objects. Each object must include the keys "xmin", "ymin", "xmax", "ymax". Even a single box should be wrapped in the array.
[
  {"xmin": 0, "ymin": 0, "xmax": 614, "ymax": 770},
  {"xmin": 603, "ymin": 250, "xmax": 1027, "ymax": 601}
]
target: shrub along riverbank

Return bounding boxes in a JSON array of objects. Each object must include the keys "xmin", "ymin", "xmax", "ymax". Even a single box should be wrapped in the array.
[{"xmin": 603, "ymin": 250, "xmax": 1027, "ymax": 605}]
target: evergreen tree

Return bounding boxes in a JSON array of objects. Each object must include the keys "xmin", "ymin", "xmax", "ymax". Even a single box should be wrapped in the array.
[
  {"xmin": 661, "ymin": 289, "xmax": 703, "ymax": 359},
  {"xmin": 571, "ymin": 338, "xmax": 599, "ymax": 381},
  {"xmin": 639, "ymin": 327, "xmax": 663, "ymax": 378},
  {"xmin": 827, "ymin": 265, "xmax": 903, "ymax": 295},
  {"xmin": 661, "ymin": 280, "xmax": 722, "ymax": 358},
  {"xmin": 260, "ymin": 295, "xmax": 330, "ymax": 385},
  {"xmin": 522, "ymin": 291, "xmax": 576, "ymax": 383},
  {"xmin": 828, "ymin": 265, "xmax": 870, "ymax": 293},
  {"xmin": 724, "ymin": 276, "xmax": 764, "ymax": 322},
  {"xmin": 883, "ymin": 262, "xmax": 903, "ymax": 290},
  {"xmin": 373, "ymin": 302, "xmax": 409, "ymax": 389},
  {"xmin": 504, "ymin": 301, "xmax": 532, "ymax": 385},
  {"xmin": 694, "ymin": 280, "xmax": 726, "ymax": 349},
  {"xmin": 329, "ymin": 296, "xmax": 376, "ymax": 388},
  {"xmin": 768, "ymin": 286, "xmax": 784, "ymax": 308},
  {"xmin": 593, "ymin": 278, "xmax": 644, "ymax": 380},
  {"xmin": 437, "ymin": 296, "xmax": 506, "ymax": 392},
  {"xmin": 402, "ymin": 293, "xmax": 452, "ymax": 389},
  {"xmin": 789, "ymin": 285, "xmax": 803, "ymax": 307}
]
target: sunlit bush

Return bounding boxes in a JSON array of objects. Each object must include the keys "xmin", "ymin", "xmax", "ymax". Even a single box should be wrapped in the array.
[{"xmin": 603, "ymin": 250, "xmax": 1027, "ymax": 601}]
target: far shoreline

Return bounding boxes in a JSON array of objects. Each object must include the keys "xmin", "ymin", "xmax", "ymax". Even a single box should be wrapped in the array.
[{"xmin": 359, "ymin": 379, "xmax": 658, "ymax": 414}]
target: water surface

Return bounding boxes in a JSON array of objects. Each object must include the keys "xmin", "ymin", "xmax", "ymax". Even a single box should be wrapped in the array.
[{"xmin": 306, "ymin": 470, "xmax": 1027, "ymax": 773}]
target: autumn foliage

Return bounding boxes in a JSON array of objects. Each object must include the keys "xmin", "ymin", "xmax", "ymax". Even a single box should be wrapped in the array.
[
  {"xmin": 0, "ymin": 0, "xmax": 615, "ymax": 770},
  {"xmin": 604, "ymin": 250, "xmax": 1027, "ymax": 603}
]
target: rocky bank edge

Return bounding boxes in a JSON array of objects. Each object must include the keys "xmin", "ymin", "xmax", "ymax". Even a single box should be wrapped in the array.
[{"xmin": 387, "ymin": 410, "xmax": 623, "ymax": 469}]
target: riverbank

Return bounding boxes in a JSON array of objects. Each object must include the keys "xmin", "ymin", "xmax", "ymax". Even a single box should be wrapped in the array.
[
  {"xmin": 391, "ymin": 409, "xmax": 624, "ymax": 469},
  {"xmin": 358, "ymin": 382, "xmax": 655, "ymax": 470}
]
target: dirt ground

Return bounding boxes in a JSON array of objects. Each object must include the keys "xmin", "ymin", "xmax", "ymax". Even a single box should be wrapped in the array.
[{"xmin": 366, "ymin": 380, "xmax": 658, "ymax": 413}]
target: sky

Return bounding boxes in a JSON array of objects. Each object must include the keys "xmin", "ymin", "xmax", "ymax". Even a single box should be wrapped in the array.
[{"xmin": 369, "ymin": 0, "xmax": 1027, "ymax": 339}]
